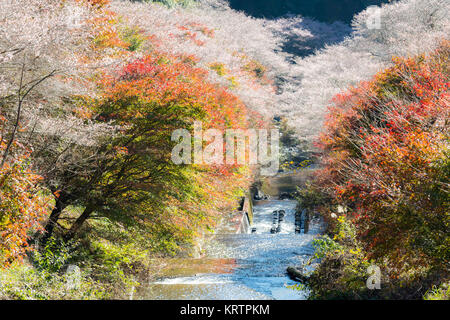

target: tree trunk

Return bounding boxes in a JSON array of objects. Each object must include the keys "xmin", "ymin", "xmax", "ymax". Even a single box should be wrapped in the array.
[
  {"xmin": 64, "ymin": 204, "xmax": 96, "ymax": 241},
  {"xmin": 41, "ymin": 198, "xmax": 67, "ymax": 245}
]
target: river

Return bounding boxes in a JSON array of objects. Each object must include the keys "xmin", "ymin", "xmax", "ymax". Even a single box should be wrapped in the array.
[{"xmin": 144, "ymin": 199, "xmax": 323, "ymax": 300}]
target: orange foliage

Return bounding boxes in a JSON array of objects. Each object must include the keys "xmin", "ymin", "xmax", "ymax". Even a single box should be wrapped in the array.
[
  {"xmin": 317, "ymin": 41, "xmax": 449, "ymax": 270},
  {"xmin": 92, "ymin": 47, "xmax": 254, "ymax": 238},
  {"xmin": 0, "ymin": 143, "xmax": 50, "ymax": 265}
]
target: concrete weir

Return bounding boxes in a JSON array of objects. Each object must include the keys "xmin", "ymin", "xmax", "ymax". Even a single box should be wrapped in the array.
[{"xmin": 236, "ymin": 196, "xmax": 253, "ymax": 234}]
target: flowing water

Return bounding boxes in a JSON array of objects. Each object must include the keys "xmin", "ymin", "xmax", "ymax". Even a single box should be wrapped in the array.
[{"xmin": 145, "ymin": 200, "xmax": 322, "ymax": 300}]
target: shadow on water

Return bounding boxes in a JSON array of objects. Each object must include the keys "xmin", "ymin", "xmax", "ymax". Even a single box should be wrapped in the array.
[
  {"xmin": 143, "ymin": 200, "xmax": 323, "ymax": 300},
  {"xmin": 260, "ymin": 168, "xmax": 315, "ymax": 197}
]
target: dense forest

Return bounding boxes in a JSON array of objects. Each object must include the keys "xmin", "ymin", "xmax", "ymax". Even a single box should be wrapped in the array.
[{"xmin": 0, "ymin": 0, "xmax": 448, "ymax": 300}]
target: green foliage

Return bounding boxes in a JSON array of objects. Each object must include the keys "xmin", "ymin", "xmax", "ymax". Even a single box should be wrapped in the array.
[
  {"xmin": 306, "ymin": 216, "xmax": 372, "ymax": 299},
  {"xmin": 209, "ymin": 62, "xmax": 227, "ymax": 76},
  {"xmin": 121, "ymin": 27, "xmax": 145, "ymax": 52},
  {"xmin": 243, "ymin": 60, "xmax": 267, "ymax": 79},
  {"xmin": 32, "ymin": 237, "xmax": 75, "ymax": 273},
  {"xmin": 81, "ymin": 240, "xmax": 141, "ymax": 294},
  {"xmin": 312, "ymin": 235, "xmax": 344, "ymax": 260},
  {"xmin": 0, "ymin": 262, "xmax": 106, "ymax": 300},
  {"xmin": 61, "ymin": 215, "xmax": 188, "ymax": 298},
  {"xmin": 296, "ymin": 183, "xmax": 330, "ymax": 212},
  {"xmin": 424, "ymin": 283, "xmax": 450, "ymax": 300}
]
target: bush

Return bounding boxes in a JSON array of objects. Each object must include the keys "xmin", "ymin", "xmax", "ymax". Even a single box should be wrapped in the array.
[
  {"xmin": 311, "ymin": 41, "xmax": 450, "ymax": 299},
  {"xmin": 0, "ymin": 262, "xmax": 105, "ymax": 300},
  {"xmin": 424, "ymin": 283, "xmax": 450, "ymax": 300},
  {"xmin": 32, "ymin": 237, "xmax": 75, "ymax": 273},
  {"xmin": 306, "ymin": 216, "xmax": 373, "ymax": 299}
]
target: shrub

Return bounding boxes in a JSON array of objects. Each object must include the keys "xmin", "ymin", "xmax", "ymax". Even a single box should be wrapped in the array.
[
  {"xmin": 0, "ymin": 262, "xmax": 106, "ymax": 300},
  {"xmin": 312, "ymin": 42, "xmax": 449, "ymax": 298}
]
